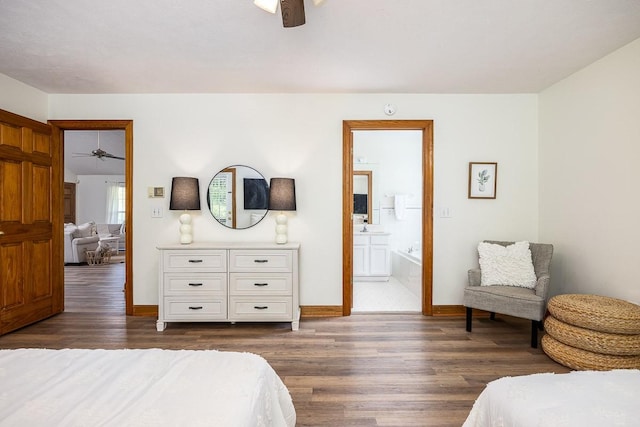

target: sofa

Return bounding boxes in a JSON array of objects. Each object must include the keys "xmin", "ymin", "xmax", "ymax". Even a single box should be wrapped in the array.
[
  {"xmin": 64, "ymin": 222, "xmax": 99, "ymax": 264},
  {"xmin": 64, "ymin": 221, "xmax": 125, "ymax": 264}
]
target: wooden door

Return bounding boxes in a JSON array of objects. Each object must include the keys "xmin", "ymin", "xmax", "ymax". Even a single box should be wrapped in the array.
[
  {"xmin": 63, "ymin": 182, "xmax": 76, "ymax": 224},
  {"xmin": 0, "ymin": 109, "xmax": 62, "ymax": 335}
]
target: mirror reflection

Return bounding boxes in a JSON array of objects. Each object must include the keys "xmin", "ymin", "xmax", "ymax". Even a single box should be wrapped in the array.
[
  {"xmin": 353, "ymin": 170, "xmax": 372, "ymax": 223},
  {"xmin": 207, "ymin": 165, "xmax": 268, "ymax": 229}
]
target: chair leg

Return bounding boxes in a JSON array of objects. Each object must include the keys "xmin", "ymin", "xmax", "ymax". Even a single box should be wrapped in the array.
[
  {"xmin": 531, "ymin": 320, "xmax": 539, "ymax": 348},
  {"xmin": 489, "ymin": 312, "xmax": 496, "ymax": 321},
  {"xmin": 466, "ymin": 307, "xmax": 472, "ymax": 332}
]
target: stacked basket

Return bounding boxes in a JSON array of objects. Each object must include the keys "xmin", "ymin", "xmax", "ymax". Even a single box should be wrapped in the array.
[{"xmin": 542, "ymin": 294, "xmax": 640, "ymax": 370}]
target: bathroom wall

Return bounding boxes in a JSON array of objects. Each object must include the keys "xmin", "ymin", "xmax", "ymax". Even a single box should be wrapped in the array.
[{"xmin": 353, "ymin": 130, "xmax": 423, "ymax": 253}]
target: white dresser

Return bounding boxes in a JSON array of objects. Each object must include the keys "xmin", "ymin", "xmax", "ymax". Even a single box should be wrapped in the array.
[{"xmin": 157, "ymin": 242, "xmax": 300, "ymax": 331}]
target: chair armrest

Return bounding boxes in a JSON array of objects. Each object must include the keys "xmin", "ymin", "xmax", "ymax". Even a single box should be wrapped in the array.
[
  {"xmin": 534, "ymin": 274, "xmax": 550, "ymax": 298},
  {"xmin": 468, "ymin": 268, "xmax": 481, "ymax": 286}
]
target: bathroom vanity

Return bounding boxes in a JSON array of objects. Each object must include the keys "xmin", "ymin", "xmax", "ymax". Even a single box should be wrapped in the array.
[{"xmin": 352, "ymin": 232, "xmax": 391, "ymax": 281}]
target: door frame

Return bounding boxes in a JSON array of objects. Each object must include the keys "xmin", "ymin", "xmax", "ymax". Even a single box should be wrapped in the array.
[
  {"xmin": 50, "ymin": 120, "xmax": 134, "ymax": 316},
  {"xmin": 342, "ymin": 120, "xmax": 434, "ymax": 316}
]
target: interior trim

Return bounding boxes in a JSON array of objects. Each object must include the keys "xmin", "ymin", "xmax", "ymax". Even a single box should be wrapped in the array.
[
  {"xmin": 342, "ymin": 120, "xmax": 434, "ymax": 316},
  {"xmin": 49, "ymin": 120, "xmax": 134, "ymax": 316},
  {"xmin": 300, "ymin": 306, "xmax": 343, "ymax": 318},
  {"xmin": 133, "ymin": 305, "xmax": 158, "ymax": 317}
]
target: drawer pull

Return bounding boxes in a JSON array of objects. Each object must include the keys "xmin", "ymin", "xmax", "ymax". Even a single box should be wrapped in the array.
[
  {"xmin": 254, "ymin": 283, "xmax": 269, "ymax": 287},
  {"xmin": 188, "ymin": 259, "xmax": 204, "ymax": 263},
  {"xmin": 254, "ymin": 259, "xmax": 268, "ymax": 263},
  {"xmin": 188, "ymin": 306, "xmax": 203, "ymax": 310},
  {"xmin": 188, "ymin": 283, "xmax": 203, "ymax": 287},
  {"xmin": 254, "ymin": 306, "xmax": 269, "ymax": 310}
]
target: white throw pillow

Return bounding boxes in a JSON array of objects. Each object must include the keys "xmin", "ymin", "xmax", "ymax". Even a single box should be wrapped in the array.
[
  {"xmin": 73, "ymin": 221, "xmax": 95, "ymax": 238},
  {"xmin": 478, "ymin": 241, "xmax": 537, "ymax": 288}
]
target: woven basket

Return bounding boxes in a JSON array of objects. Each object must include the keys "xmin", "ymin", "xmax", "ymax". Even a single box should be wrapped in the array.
[
  {"xmin": 541, "ymin": 335, "xmax": 640, "ymax": 371},
  {"xmin": 545, "ymin": 315, "xmax": 640, "ymax": 356},
  {"xmin": 547, "ymin": 294, "xmax": 640, "ymax": 334}
]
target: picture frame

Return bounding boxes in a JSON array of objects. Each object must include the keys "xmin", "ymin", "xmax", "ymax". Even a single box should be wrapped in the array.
[{"xmin": 468, "ymin": 162, "xmax": 497, "ymax": 199}]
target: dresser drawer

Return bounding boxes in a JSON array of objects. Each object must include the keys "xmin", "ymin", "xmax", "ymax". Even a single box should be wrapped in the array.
[
  {"xmin": 164, "ymin": 273, "xmax": 227, "ymax": 294},
  {"xmin": 229, "ymin": 250, "xmax": 292, "ymax": 272},
  {"xmin": 163, "ymin": 297, "xmax": 227, "ymax": 319},
  {"xmin": 229, "ymin": 297, "xmax": 293, "ymax": 320},
  {"xmin": 229, "ymin": 273, "xmax": 292, "ymax": 295},
  {"xmin": 163, "ymin": 250, "xmax": 227, "ymax": 272}
]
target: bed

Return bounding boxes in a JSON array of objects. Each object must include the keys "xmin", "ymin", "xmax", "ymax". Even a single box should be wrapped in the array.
[
  {"xmin": 463, "ymin": 369, "xmax": 640, "ymax": 426},
  {"xmin": 0, "ymin": 348, "xmax": 296, "ymax": 426}
]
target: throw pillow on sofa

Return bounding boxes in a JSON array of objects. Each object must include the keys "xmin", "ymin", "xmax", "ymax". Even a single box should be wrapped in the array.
[{"xmin": 72, "ymin": 221, "xmax": 96, "ymax": 238}]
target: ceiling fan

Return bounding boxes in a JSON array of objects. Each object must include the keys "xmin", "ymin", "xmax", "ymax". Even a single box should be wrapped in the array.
[
  {"xmin": 255, "ymin": 0, "xmax": 325, "ymax": 27},
  {"xmin": 72, "ymin": 132, "xmax": 124, "ymax": 161}
]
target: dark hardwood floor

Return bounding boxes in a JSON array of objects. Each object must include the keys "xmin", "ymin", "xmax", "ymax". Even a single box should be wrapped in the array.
[{"xmin": 0, "ymin": 260, "xmax": 570, "ymax": 426}]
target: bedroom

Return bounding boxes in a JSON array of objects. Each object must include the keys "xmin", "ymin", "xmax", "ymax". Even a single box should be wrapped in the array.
[{"xmin": 1, "ymin": 1, "xmax": 640, "ymax": 425}]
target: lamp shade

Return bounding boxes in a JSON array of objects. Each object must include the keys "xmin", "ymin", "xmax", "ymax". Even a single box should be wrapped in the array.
[
  {"xmin": 254, "ymin": 0, "xmax": 278, "ymax": 13},
  {"xmin": 268, "ymin": 178, "xmax": 296, "ymax": 211},
  {"xmin": 169, "ymin": 177, "xmax": 201, "ymax": 211}
]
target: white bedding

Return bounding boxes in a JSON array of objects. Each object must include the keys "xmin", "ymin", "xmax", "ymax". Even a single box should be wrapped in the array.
[
  {"xmin": 0, "ymin": 348, "xmax": 296, "ymax": 427},
  {"xmin": 463, "ymin": 369, "xmax": 640, "ymax": 427}
]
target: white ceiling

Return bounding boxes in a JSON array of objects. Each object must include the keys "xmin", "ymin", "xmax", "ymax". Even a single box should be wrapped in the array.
[
  {"xmin": 64, "ymin": 131, "xmax": 125, "ymax": 176},
  {"xmin": 1, "ymin": 1, "xmax": 640, "ymax": 94}
]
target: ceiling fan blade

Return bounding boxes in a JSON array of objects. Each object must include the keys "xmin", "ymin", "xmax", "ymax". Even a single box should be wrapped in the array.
[
  {"xmin": 281, "ymin": 0, "xmax": 305, "ymax": 27},
  {"xmin": 92, "ymin": 148, "xmax": 124, "ymax": 160}
]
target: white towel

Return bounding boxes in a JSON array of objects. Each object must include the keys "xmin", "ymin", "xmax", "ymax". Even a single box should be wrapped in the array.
[{"xmin": 394, "ymin": 194, "xmax": 406, "ymax": 220}]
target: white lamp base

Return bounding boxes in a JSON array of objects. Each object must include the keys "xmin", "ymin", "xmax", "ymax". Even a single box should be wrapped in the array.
[
  {"xmin": 275, "ymin": 212, "xmax": 288, "ymax": 244},
  {"xmin": 179, "ymin": 212, "xmax": 193, "ymax": 244}
]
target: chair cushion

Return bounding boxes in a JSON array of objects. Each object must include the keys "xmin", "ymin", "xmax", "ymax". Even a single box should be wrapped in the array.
[
  {"xmin": 478, "ymin": 241, "xmax": 536, "ymax": 288},
  {"xmin": 464, "ymin": 285, "xmax": 545, "ymax": 321}
]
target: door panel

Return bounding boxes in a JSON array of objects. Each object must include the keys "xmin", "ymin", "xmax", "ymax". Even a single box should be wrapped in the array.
[{"xmin": 0, "ymin": 109, "xmax": 61, "ymax": 335}]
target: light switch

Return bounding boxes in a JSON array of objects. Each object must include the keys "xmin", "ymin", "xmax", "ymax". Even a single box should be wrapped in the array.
[
  {"xmin": 440, "ymin": 207, "xmax": 452, "ymax": 218},
  {"xmin": 151, "ymin": 207, "xmax": 163, "ymax": 218}
]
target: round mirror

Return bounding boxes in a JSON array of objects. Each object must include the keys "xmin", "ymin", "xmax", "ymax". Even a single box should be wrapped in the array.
[{"xmin": 207, "ymin": 165, "xmax": 269, "ymax": 229}]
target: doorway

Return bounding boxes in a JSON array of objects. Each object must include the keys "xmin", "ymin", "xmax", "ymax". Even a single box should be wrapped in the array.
[
  {"xmin": 342, "ymin": 120, "xmax": 433, "ymax": 316},
  {"xmin": 50, "ymin": 120, "xmax": 134, "ymax": 316}
]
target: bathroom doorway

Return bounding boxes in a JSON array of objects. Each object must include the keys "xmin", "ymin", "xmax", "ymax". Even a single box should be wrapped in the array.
[{"xmin": 342, "ymin": 120, "xmax": 433, "ymax": 316}]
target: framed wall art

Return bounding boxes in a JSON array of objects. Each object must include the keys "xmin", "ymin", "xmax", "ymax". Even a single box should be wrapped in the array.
[{"xmin": 468, "ymin": 162, "xmax": 497, "ymax": 199}]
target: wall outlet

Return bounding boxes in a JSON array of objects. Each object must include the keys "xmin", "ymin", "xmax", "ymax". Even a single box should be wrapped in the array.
[{"xmin": 151, "ymin": 207, "xmax": 163, "ymax": 218}]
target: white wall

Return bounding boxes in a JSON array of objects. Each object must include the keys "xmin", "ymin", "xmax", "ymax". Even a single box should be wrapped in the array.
[
  {"xmin": 0, "ymin": 73, "xmax": 48, "ymax": 123},
  {"xmin": 64, "ymin": 169, "xmax": 78, "ymax": 183},
  {"xmin": 48, "ymin": 93, "xmax": 539, "ymax": 307},
  {"xmin": 539, "ymin": 37, "xmax": 640, "ymax": 305},
  {"xmin": 75, "ymin": 175, "xmax": 126, "ymax": 225}
]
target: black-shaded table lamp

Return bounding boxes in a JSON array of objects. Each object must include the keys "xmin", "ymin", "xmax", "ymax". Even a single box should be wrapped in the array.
[
  {"xmin": 268, "ymin": 178, "xmax": 296, "ymax": 244},
  {"xmin": 169, "ymin": 177, "xmax": 201, "ymax": 244}
]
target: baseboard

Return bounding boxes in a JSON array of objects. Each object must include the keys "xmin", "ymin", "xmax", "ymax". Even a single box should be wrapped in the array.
[
  {"xmin": 134, "ymin": 304, "xmax": 479, "ymax": 319},
  {"xmin": 133, "ymin": 305, "xmax": 343, "ymax": 318},
  {"xmin": 432, "ymin": 305, "xmax": 466, "ymax": 316},
  {"xmin": 133, "ymin": 305, "xmax": 158, "ymax": 317},
  {"xmin": 300, "ymin": 306, "xmax": 343, "ymax": 318}
]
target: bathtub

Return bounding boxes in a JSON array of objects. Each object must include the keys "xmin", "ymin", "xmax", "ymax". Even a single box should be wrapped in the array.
[{"xmin": 391, "ymin": 250, "xmax": 422, "ymax": 298}]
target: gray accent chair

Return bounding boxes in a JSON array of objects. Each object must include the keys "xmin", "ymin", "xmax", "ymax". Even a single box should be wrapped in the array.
[{"xmin": 464, "ymin": 240, "xmax": 554, "ymax": 348}]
